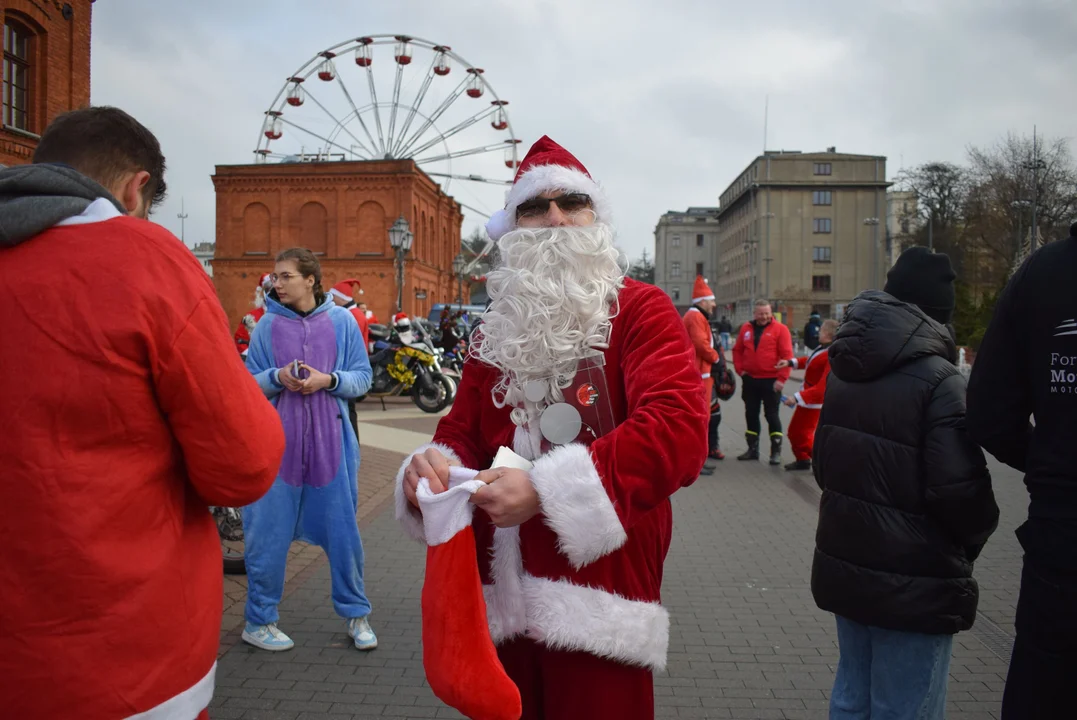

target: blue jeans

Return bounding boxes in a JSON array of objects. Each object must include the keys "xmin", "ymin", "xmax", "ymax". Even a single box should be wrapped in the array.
[
  {"xmin": 719, "ymin": 332, "xmax": 730, "ymax": 351},
  {"xmin": 830, "ymin": 616, "xmax": 952, "ymax": 720}
]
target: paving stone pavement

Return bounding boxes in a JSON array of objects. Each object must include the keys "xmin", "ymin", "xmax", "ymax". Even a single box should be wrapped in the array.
[{"xmin": 214, "ymin": 373, "xmax": 1026, "ymax": 719}]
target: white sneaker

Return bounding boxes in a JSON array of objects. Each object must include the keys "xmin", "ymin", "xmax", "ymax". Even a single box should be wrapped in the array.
[
  {"xmin": 347, "ymin": 615, "xmax": 378, "ymax": 651},
  {"xmin": 242, "ymin": 622, "xmax": 295, "ymax": 652}
]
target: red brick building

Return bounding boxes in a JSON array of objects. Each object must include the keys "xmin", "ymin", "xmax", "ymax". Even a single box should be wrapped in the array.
[
  {"xmin": 211, "ymin": 158, "xmax": 468, "ymax": 328},
  {"xmin": 1, "ymin": 0, "xmax": 93, "ymax": 166}
]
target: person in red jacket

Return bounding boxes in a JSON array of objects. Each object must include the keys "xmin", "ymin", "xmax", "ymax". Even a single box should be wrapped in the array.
[
  {"xmin": 234, "ymin": 272, "xmax": 272, "ymax": 357},
  {"xmin": 732, "ymin": 299, "xmax": 794, "ymax": 465},
  {"xmin": 0, "ymin": 107, "xmax": 285, "ymax": 720},
  {"xmin": 397, "ymin": 136, "xmax": 706, "ymax": 719},
  {"xmin": 776, "ymin": 318, "xmax": 837, "ymax": 470},
  {"xmin": 683, "ymin": 275, "xmax": 724, "ymax": 467}
]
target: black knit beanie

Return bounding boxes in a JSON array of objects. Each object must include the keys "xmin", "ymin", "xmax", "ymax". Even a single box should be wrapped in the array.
[{"xmin": 884, "ymin": 246, "xmax": 957, "ymax": 325}]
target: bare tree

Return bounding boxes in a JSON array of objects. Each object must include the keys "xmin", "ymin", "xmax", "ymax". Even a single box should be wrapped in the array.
[
  {"xmin": 966, "ymin": 132, "xmax": 1077, "ymax": 273},
  {"xmin": 893, "ymin": 162, "xmax": 972, "ymax": 273}
]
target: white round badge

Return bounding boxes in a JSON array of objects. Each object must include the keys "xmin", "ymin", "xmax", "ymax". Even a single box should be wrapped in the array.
[
  {"xmin": 539, "ymin": 403, "xmax": 582, "ymax": 445},
  {"xmin": 524, "ymin": 380, "xmax": 548, "ymax": 403}
]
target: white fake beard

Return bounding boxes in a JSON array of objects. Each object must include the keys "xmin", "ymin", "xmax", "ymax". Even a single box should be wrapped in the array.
[
  {"xmin": 472, "ymin": 223, "xmax": 627, "ymax": 408},
  {"xmin": 253, "ymin": 287, "xmax": 266, "ymax": 310}
]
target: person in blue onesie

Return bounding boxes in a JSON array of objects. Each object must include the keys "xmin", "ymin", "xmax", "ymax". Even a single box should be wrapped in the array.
[{"xmin": 242, "ymin": 247, "xmax": 376, "ymax": 652}]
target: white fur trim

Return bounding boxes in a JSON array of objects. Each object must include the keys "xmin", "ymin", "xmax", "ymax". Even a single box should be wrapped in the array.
[
  {"xmin": 529, "ymin": 443, "xmax": 627, "ymax": 569},
  {"xmin": 483, "ymin": 573, "xmax": 670, "ymax": 672},
  {"xmin": 124, "ymin": 661, "xmax": 215, "ymax": 719},
  {"xmin": 395, "ymin": 442, "xmax": 462, "ymax": 544},
  {"xmin": 329, "ymin": 287, "xmax": 351, "ymax": 302},
  {"xmin": 522, "ymin": 576, "xmax": 670, "ymax": 672},
  {"xmin": 793, "ymin": 391, "xmax": 822, "ymax": 409},
  {"xmin": 415, "ymin": 472, "xmax": 485, "ymax": 546},
  {"xmin": 691, "ymin": 294, "xmax": 715, "ymax": 303},
  {"xmin": 484, "ymin": 526, "xmax": 528, "ymax": 643},
  {"xmin": 484, "ymin": 163, "xmax": 612, "ymax": 241}
]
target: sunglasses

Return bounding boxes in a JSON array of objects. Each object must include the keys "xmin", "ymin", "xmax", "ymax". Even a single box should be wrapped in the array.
[{"xmin": 515, "ymin": 193, "xmax": 593, "ymax": 220}]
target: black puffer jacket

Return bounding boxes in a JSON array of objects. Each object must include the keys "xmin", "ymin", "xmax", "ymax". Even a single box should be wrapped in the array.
[{"xmin": 811, "ymin": 291, "xmax": 999, "ymax": 635}]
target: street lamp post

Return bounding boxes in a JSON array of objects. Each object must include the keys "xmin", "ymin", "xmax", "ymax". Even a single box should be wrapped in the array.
[
  {"xmin": 452, "ymin": 253, "xmax": 466, "ymax": 309},
  {"xmin": 863, "ymin": 217, "xmax": 880, "ymax": 288},
  {"xmin": 388, "ymin": 216, "xmax": 413, "ymax": 314}
]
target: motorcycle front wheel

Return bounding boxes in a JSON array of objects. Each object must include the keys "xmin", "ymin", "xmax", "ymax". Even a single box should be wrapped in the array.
[{"xmin": 412, "ymin": 371, "xmax": 447, "ymax": 413}]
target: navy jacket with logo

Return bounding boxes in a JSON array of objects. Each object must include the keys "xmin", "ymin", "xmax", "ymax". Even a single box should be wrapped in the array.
[{"xmin": 967, "ymin": 226, "xmax": 1077, "ymax": 568}]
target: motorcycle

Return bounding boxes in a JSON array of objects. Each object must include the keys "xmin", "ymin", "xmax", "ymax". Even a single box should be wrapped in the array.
[
  {"xmin": 360, "ymin": 324, "xmax": 454, "ymax": 413},
  {"xmin": 213, "ymin": 505, "xmax": 246, "ymax": 575}
]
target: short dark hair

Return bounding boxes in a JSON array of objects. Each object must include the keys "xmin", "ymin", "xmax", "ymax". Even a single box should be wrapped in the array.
[{"xmin": 33, "ymin": 106, "xmax": 167, "ymax": 210}]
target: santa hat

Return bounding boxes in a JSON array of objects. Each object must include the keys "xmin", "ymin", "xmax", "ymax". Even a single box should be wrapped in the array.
[
  {"xmin": 254, "ymin": 272, "xmax": 272, "ymax": 308},
  {"xmin": 692, "ymin": 275, "xmax": 714, "ymax": 304},
  {"xmin": 484, "ymin": 135, "xmax": 611, "ymax": 241},
  {"xmin": 393, "ymin": 312, "xmax": 411, "ymax": 327},
  {"xmin": 329, "ymin": 278, "xmax": 363, "ymax": 303}
]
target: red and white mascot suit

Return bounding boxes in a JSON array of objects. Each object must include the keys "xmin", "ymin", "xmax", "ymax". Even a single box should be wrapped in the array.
[
  {"xmin": 234, "ymin": 272, "xmax": 271, "ymax": 358},
  {"xmin": 395, "ymin": 136, "xmax": 708, "ymax": 720}
]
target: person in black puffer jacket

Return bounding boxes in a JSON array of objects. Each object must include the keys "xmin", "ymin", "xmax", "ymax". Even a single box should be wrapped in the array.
[{"xmin": 812, "ymin": 247, "xmax": 999, "ymax": 720}]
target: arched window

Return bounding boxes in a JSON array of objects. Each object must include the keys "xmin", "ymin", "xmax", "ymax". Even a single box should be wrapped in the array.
[
  {"xmin": 242, "ymin": 203, "xmax": 271, "ymax": 255},
  {"xmin": 356, "ymin": 201, "xmax": 386, "ymax": 256},
  {"xmin": 3, "ymin": 19, "xmax": 32, "ymax": 130},
  {"xmin": 299, "ymin": 202, "xmax": 328, "ymax": 255}
]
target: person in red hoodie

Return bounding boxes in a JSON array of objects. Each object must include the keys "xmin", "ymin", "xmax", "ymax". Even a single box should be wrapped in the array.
[
  {"xmin": 0, "ymin": 107, "xmax": 285, "ymax": 720},
  {"xmin": 776, "ymin": 318, "xmax": 837, "ymax": 471},
  {"xmin": 732, "ymin": 299, "xmax": 794, "ymax": 465},
  {"xmin": 329, "ymin": 277, "xmax": 370, "ymax": 347}
]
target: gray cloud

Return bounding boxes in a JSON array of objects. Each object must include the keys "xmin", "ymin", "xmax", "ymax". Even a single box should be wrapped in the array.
[{"xmin": 90, "ymin": 0, "xmax": 1077, "ymax": 260}]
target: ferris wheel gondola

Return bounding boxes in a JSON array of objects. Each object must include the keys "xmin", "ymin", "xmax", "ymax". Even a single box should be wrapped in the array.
[{"xmin": 255, "ymin": 35, "xmax": 521, "ymax": 219}]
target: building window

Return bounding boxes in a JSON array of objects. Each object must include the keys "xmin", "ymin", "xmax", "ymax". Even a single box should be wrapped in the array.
[
  {"xmin": 671, "ymin": 261, "xmax": 681, "ymax": 278},
  {"xmin": 813, "ymin": 218, "xmax": 832, "ymax": 234},
  {"xmin": 695, "ymin": 262, "xmax": 704, "ymax": 277},
  {"xmin": 3, "ymin": 20, "xmax": 32, "ymax": 131},
  {"xmin": 696, "ymin": 234, "xmax": 704, "ymax": 247},
  {"xmin": 812, "ymin": 275, "xmax": 832, "ymax": 292},
  {"xmin": 812, "ymin": 246, "xmax": 832, "ymax": 263},
  {"xmin": 671, "ymin": 234, "xmax": 681, "ymax": 248},
  {"xmin": 813, "ymin": 163, "xmax": 832, "ymax": 176},
  {"xmin": 812, "ymin": 190, "xmax": 832, "ymax": 206},
  {"xmin": 672, "ymin": 288, "xmax": 680, "ymax": 302}
]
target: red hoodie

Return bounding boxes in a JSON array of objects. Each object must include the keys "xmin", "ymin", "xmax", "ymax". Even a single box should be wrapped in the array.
[{"xmin": 0, "ymin": 196, "xmax": 284, "ymax": 719}]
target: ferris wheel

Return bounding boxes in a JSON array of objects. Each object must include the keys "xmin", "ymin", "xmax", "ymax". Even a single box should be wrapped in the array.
[{"xmin": 255, "ymin": 35, "xmax": 521, "ymax": 219}]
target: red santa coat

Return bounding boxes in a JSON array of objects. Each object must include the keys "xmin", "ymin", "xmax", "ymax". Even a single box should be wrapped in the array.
[
  {"xmin": 347, "ymin": 305, "xmax": 371, "ymax": 347},
  {"xmin": 683, "ymin": 306, "xmax": 720, "ymax": 408},
  {"xmin": 790, "ymin": 345, "xmax": 831, "ymax": 409},
  {"xmin": 234, "ymin": 305, "xmax": 266, "ymax": 356},
  {"xmin": 395, "ymin": 279, "xmax": 708, "ymax": 671}
]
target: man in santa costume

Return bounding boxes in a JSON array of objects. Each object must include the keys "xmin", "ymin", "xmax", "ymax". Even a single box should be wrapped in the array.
[
  {"xmin": 234, "ymin": 272, "xmax": 272, "ymax": 357},
  {"xmin": 776, "ymin": 318, "xmax": 837, "ymax": 471},
  {"xmin": 330, "ymin": 278, "xmax": 370, "ymax": 439},
  {"xmin": 683, "ymin": 275, "xmax": 724, "ymax": 467},
  {"xmin": 329, "ymin": 277, "xmax": 370, "ymax": 347},
  {"xmin": 397, "ymin": 136, "xmax": 707, "ymax": 719}
]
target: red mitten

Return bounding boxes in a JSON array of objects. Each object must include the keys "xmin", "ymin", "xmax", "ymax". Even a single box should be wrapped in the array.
[{"xmin": 417, "ymin": 468, "xmax": 522, "ymax": 720}]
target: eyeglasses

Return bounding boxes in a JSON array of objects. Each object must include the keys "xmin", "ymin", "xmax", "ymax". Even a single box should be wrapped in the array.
[
  {"xmin": 515, "ymin": 193, "xmax": 593, "ymax": 221},
  {"xmin": 271, "ymin": 272, "xmax": 304, "ymax": 284}
]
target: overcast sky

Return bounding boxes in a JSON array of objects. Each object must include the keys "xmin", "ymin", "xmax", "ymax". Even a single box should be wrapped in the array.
[{"xmin": 90, "ymin": 0, "xmax": 1077, "ymax": 261}]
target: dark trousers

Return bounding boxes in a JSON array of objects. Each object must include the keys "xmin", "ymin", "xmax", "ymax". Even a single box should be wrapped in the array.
[
  {"xmin": 348, "ymin": 400, "xmax": 359, "ymax": 445},
  {"xmin": 708, "ymin": 406, "xmax": 721, "ymax": 452},
  {"xmin": 742, "ymin": 376, "xmax": 782, "ymax": 437},
  {"xmin": 1001, "ymin": 559, "xmax": 1077, "ymax": 718}
]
